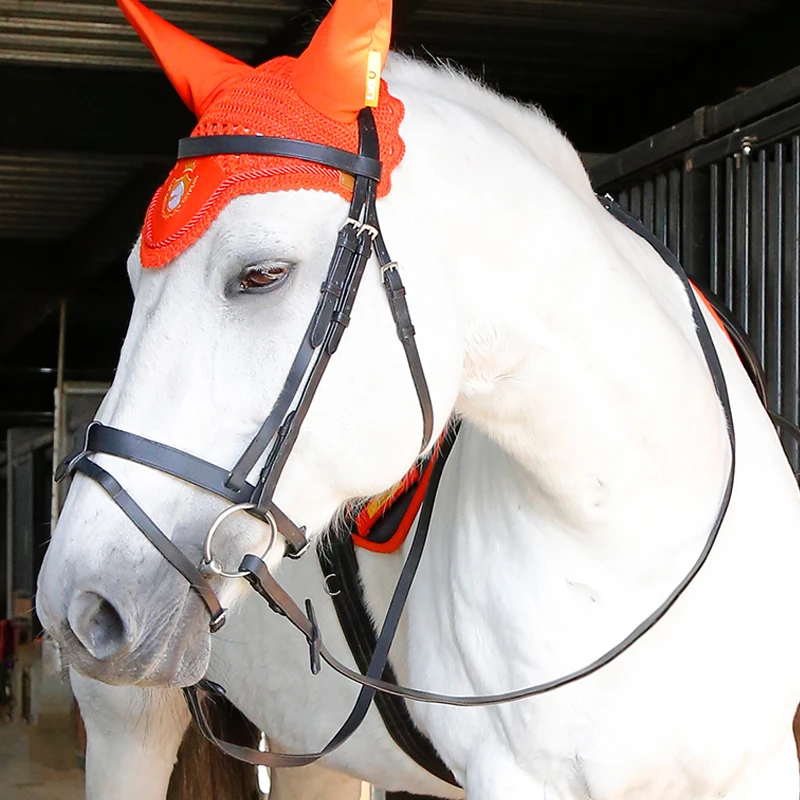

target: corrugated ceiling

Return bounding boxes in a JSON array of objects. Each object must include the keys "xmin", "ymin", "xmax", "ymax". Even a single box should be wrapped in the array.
[
  {"xmin": 0, "ymin": 0, "xmax": 785, "ymax": 242},
  {"xmin": 0, "ymin": 152, "xmax": 145, "ymax": 238},
  {"xmin": 0, "ymin": 0, "xmax": 293, "ymax": 68}
]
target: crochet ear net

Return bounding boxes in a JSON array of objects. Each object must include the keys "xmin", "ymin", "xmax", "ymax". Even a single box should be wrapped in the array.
[
  {"xmin": 117, "ymin": 0, "xmax": 394, "ymax": 123},
  {"xmin": 118, "ymin": 0, "xmax": 404, "ymax": 269}
]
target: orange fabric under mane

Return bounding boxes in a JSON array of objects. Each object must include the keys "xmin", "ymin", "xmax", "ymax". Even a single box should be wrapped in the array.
[
  {"xmin": 351, "ymin": 457, "xmax": 433, "ymax": 554},
  {"xmin": 692, "ymin": 282, "xmax": 734, "ymax": 348},
  {"xmin": 141, "ymin": 57, "xmax": 405, "ymax": 268}
]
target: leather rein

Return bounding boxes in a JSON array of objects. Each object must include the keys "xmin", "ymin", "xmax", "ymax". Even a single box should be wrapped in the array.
[{"xmin": 56, "ymin": 109, "xmax": 741, "ymax": 776}]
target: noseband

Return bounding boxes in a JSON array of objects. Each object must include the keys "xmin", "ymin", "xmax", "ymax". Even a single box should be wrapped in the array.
[{"xmin": 57, "ymin": 109, "xmax": 739, "ymax": 776}]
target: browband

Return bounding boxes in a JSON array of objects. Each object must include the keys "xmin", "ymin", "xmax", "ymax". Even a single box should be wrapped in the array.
[{"xmin": 177, "ymin": 136, "xmax": 383, "ymax": 181}]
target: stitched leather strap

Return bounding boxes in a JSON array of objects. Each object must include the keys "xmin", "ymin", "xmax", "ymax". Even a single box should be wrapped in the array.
[
  {"xmin": 246, "ymin": 110, "xmax": 382, "ymax": 516},
  {"xmin": 378, "ymin": 247, "xmax": 434, "ymax": 451},
  {"xmin": 225, "ymin": 223, "xmax": 362, "ymax": 493},
  {"xmin": 177, "ymin": 136, "xmax": 383, "ymax": 181}
]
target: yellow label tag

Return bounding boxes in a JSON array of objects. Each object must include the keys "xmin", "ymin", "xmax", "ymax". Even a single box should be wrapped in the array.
[
  {"xmin": 339, "ymin": 172, "xmax": 355, "ymax": 192},
  {"xmin": 365, "ymin": 50, "xmax": 382, "ymax": 107}
]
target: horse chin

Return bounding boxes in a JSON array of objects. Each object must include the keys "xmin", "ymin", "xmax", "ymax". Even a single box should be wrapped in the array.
[
  {"xmin": 131, "ymin": 595, "xmax": 214, "ymax": 688},
  {"xmin": 135, "ymin": 631, "xmax": 211, "ymax": 689}
]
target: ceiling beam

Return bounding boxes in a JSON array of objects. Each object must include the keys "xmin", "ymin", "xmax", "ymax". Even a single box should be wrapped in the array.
[{"xmin": 0, "ymin": 164, "xmax": 164, "ymax": 355}]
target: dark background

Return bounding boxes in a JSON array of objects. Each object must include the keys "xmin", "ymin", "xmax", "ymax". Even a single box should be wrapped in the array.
[{"xmin": 3, "ymin": 0, "xmax": 800, "ymax": 430}]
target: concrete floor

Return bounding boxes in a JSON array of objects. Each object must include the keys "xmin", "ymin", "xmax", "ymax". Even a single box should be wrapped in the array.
[{"xmin": 0, "ymin": 722, "xmax": 84, "ymax": 800}]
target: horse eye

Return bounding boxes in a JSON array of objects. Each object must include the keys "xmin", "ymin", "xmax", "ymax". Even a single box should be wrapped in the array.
[{"xmin": 238, "ymin": 263, "xmax": 290, "ymax": 293}]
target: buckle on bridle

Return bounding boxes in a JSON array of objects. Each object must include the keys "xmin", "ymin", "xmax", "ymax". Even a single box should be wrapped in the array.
[
  {"xmin": 358, "ymin": 222, "xmax": 379, "ymax": 240},
  {"xmin": 284, "ymin": 532, "xmax": 312, "ymax": 560},
  {"xmin": 55, "ymin": 420, "xmax": 100, "ymax": 482},
  {"xmin": 380, "ymin": 260, "xmax": 400, "ymax": 278},
  {"xmin": 208, "ymin": 608, "xmax": 227, "ymax": 633}
]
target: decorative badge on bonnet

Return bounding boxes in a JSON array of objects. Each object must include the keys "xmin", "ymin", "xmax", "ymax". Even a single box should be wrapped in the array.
[
  {"xmin": 117, "ymin": 0, "xmax": 405, "ymax": 269},
  {"xmin": 162, "ymin": 162, "xmax": 197, "ymax": 216}
]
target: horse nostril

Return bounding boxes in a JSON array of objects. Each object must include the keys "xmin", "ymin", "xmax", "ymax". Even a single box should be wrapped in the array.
[{"xmin": 67, "ymin": 591, "xmax": 129, "ymax": 661}]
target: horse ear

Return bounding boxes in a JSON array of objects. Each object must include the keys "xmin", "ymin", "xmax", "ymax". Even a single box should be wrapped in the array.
[
  {"xmin": 117, "ymin": 0, "xmax": 253, "ymax": 118},
  {"xmin": 292, "ymin": 0, "xmax": 393, "ymax": 124}
]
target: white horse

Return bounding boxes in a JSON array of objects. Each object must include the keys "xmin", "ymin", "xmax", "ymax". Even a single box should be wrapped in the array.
[{"xmin": 38, "ymin": 0, "xmax": 800, "ymax": 795}]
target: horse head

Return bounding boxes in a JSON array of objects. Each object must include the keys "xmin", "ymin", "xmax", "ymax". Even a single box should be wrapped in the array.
[{"xmin": 38, "ymin": 0, "xmax": 463, "ymax": 686}]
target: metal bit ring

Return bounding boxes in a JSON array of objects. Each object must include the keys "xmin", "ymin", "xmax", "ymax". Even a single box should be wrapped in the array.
[{"xmin": 202, "ymin": 503, "xmax": 277, "ymax": 579}]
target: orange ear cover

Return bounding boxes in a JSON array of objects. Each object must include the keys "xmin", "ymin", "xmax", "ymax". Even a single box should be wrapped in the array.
[
  {"xmin": 116, "ymin": 0, "xmax": 406, "ymax": 270},
  {"xmin": 117, "ymin": 0, "xmax": 253, "ymax": 118},
  {"xmin": 293, "ymin": 0, "xmax": 393, "ymax": 123}
]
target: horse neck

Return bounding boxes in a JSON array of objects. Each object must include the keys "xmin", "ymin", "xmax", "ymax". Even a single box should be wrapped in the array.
[{"xmin": 394, "ymin": 94, "xmax": 730, "ymax": 550}]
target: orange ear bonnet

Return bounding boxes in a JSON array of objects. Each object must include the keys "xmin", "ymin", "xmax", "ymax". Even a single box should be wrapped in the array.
[{"xmin": 118, "ymin": 0, "xmax": 404, "ymax": 269}]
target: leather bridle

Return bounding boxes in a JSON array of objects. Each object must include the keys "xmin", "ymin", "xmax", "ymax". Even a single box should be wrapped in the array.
[
  {"xmin": 56, "ymin": 108, "xmax": 740, "ymax": 775},
  {"xmin": 57, "ymin": 109, "xmax": 433, "ymax": 626}
]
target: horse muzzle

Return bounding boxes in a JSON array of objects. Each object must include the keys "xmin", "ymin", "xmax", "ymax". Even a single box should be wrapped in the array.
[{"xmin": 38, "ymin": 550, "xmax": 212, "ymax": 687}]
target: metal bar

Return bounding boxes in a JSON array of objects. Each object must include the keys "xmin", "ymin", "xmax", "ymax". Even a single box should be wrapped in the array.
[
  {"xmin": 766, "ymin": 142, "xmax": 784, "ymax": 412},
  {"xmin": 784, "ymin": 136, "xmax": 800, "ymax": 468},
  {"xmin": 750, "ymin": 148, "xmax": 767, "ymax": 366},
  {"xmin": 655, "ymin": 172, "xmax": 668, "ymax": 246},
  {"xmin": 642, "ymin": 178, "xmax": 655, "ymax": 232},
  {"xmin": 682, "ymin": 164, "xmax": 711, "ymax": 281},
  {"xmin": 725, "ymin": 156, "xmax": 735, "ymax": 311},
  {"xmin": 588, "ymin": 115, "xmax": 700, "ymax": 189},
  {"xmin": 630, "ymin": 184, "xmax": 642, "ymax": 222},
  {"xmin": 705, "ymin": 65, "xmax": 800, "ymax": 139},
  {"xmin": 734, "ymin": 151, "xmax": 751, "ymax": 330},
  {"xmin": 668, "ymin": 168, "xmax": 682, "ymax": 258},
  {"xmin": 51, "ymin": 298, "xmax": 66, "ymax": 530},
  {"xmin": 710, "ymin": 162, "xmax": 720, "ymax": 295},
  {"xmin": 692, "ymin": 101, "xmax": 800, "ymax": 171},
  {"xmin": 590, "ymin": 65, "xmax": 800, "ymax": 189},
  {"xmin": 619, "ymin": 188, "xmax": 629, "ymax": 213}
]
